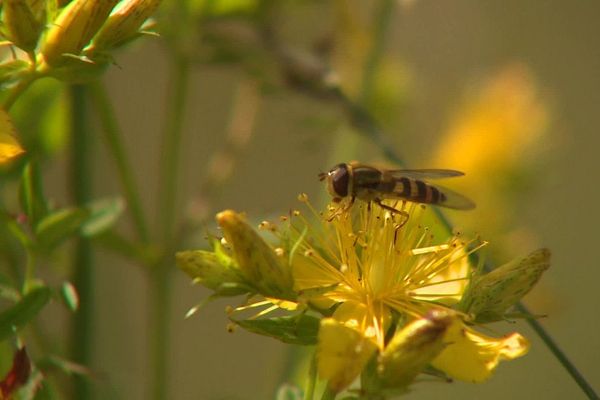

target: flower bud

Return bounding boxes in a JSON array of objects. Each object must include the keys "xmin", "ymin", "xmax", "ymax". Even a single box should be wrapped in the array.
[
  {"xmin": 40, "ymin": 0, "xmax": 119, "ymax": 67},
  {"xmin": 2, "ymin": 0, "xmax": 43, "ymax": 51},
  {"xmin": 216, "ymin": 210, "xmax": 295, "ymax": 300},
  {"xmin": 461, "ymin": 248, "xmax": 550, "ymax": 322},
  {"xmin": 377, "ymin": 309, "xmax": 453, "ymax": 389},
  {"xmin": 89, "ymin": 0, "xmax": 161, "ymax": 52},
  {"xmin": 176, "ymin": 250, "xmax": 249, "ymax": 296}
]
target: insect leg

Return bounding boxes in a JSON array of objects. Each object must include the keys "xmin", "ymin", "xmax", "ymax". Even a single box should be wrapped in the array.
[
  {"xmin": 343, "ymin": 196, "xmax": 356, "ymax": 213},
  {"xmin": 327, "ymin": 196, "xmax": 355, "ymax": 221},
  {"xmin": 374, "ymin": 198, "xmax": 409, "ymax": 227}
]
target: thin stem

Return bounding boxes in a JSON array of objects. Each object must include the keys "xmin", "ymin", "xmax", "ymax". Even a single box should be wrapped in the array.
[
  {"xmin": 303, "ymin": 351, "xmax": 317, "ymax": 400},
  {"xmin": 68, "ymin": 84, "xmax": 94, "ymax": 400},
  {"xmin": 88, "ymin": 80, "xmax": 151, "ymax": 244},
  {"xmin": 320, "ymin": 387, "xmax": 336, "ymax": 400},
  {"xmin": 149, "ymin": 55, "xmax": 190, "ymax": 400},
  {"xmin": 157, "ymin": 60, "xmax": 188, "ymax": 241},
  {"xmin": 22, "ymin": 249, "xmax": 36, "ymax": 294},
  {"xmin": 358, "ymin": 0, "xmax": 395, "ymax": 106},
  {"xmin": 516, "ymin": 303, "xmax": 599, "ymax": 399}
]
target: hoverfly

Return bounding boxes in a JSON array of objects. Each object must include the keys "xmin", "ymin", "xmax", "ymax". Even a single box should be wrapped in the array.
[{"xmin": 318, "ymin": 161, "xmax": 475, "ymax": 216}]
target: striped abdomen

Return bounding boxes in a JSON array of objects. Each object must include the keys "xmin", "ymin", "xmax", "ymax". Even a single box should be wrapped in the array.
[{"xmin": 391, "ymin": 177, "xmax": 446, "ymax": 205}]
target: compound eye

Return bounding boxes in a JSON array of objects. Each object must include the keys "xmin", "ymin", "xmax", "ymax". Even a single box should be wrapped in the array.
[{"xmin": 331, "ymin": 165, "xmax": 349, "ymax": 197}]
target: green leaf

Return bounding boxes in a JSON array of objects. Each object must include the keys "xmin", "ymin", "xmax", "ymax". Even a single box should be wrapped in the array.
[
  {"xmin": 60, "ymin": 281, "xmax": 79, "ymax": 312},
  {"xmin": 234, "ymin": 314, "xmax": 320, "ymax": 345},
  {"xmin": 275, "ymin": 384, "xmax": 303, "ymax": 400},
  {"xmin": 0, "ymin": 286, "xmax": 50, "ymax": 341},
  {"xmin": 0, "ymin": 60, "xmax": 28, "ymax": 87},
  {"xmin": 19, "ymin": 162, "xmax": 48, "ymax": 226},
  {"xmin": 35, "ymin": 208, "xmax": 89, "ymax": 251},
  {"xmin": 0, "ymin": 211, "xmax": 30, "ymax": 248},
  {"xmin": 80, "ymin": 197, "xmax": 124, "ymax": 237}
]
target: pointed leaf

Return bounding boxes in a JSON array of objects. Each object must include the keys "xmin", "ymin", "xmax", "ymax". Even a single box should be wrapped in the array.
[
  {"xmin": 60, "ymin": 282, "xmax": 79, "ymax": 312},
  {"xmin": 80, "ymin": 197, "xmax": 124, "ymax": 237},
  {"xmin": 0, "ymin": 287, "xmax": 51, "ymax": 341},
  {"xmin": 234, "ymin": 314, "xmax": 320, "ymax": 345},
  {"xmin": 35, "ymin": 208, "xmax": 89, "ymax": 251},
  {"xmin": 19, "ymin": 162, "xmax": 49, "ymax": 226}
]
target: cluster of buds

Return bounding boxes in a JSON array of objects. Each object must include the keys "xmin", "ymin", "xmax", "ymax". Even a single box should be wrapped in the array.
[
  {"xmin": 1, "ymin": 0, "xmax": 161, "ymax": 83},
  {"xmin": 177, "ymin": 200, "xmax": 550, "ymax": 398}
]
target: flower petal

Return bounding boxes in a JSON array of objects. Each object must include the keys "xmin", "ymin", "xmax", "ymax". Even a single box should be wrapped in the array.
[
  {"xmin": 317, "ymin": 317, "xmax": 377, "ymax": 393},
  {"xmin": 431, "ymin": 321, "xmax": 529, "ymax": 382}
]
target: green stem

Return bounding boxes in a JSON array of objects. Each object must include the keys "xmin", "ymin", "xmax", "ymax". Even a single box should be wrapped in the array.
[
  {"xmin": 358, "ymin": 0, "xmax": 395, "ymax": 106},
  {"xmin": 516, "ymin": 303, "xmax": 599, "ymax": 399},
  {"xmin": 149, "ymin": 56, "xmax": 190, "ymax": 400},
  {"xmin": 303, "ymin": 352, "xmax": 317, "ymax": 400},
  {"xmin": 22, "ymin": 249, "xmax": 35, "ymax": 294},
  {"xmin": 157, "ymin": 59, "xmax": 189, "ymax": 240},
  {"xmin": 69, "ymin": 84, "xmax": 94, "ymax": 400},
  {"xmin": 320, "ymin": 387, "xmax": 336, "ymax": 400},
  {"xmin": 88, "ymin": 81, "xmax": 150, "ymax": 244}
]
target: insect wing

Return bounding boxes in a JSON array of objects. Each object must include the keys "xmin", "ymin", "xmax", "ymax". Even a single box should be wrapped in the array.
[
  {"xmin": 430, "ymin": 184, "xmax": 476, "ymax": 210},
  {"xmin": 386, "ymin": 169, "xmax": 465, "ymax": 180}
]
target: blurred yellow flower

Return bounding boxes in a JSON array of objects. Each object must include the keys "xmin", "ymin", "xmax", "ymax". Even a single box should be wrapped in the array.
[
  {"xmin": 433, "ymin": 64, "xmax": 548, "ymax": 176},
  {"xmin": 431, "ymin": 64, "xmax": 549, "ymax": 255}
]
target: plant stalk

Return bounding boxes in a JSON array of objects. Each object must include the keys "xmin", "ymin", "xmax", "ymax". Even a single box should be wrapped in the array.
[
  {"xmin": 88, "ymin": 81, "xmax": 150, "ymax": 244},
  {"xmin": 149, "ymin": 55, "xmax": 190, "ymax": 400},
  {"xmin": 69, "ymin": 84, "xmax": 94, "ymax": 400}
]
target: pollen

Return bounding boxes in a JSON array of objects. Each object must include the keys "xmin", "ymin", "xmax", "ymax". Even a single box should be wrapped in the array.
[{"xmin": 297, "ymin": 193, "xmax": 309, "ymax": 202}]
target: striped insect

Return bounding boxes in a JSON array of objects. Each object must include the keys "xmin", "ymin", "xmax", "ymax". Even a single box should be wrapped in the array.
[{"xmin": 318, "ymin": 162, "xmax": 475, "ymax": 215}]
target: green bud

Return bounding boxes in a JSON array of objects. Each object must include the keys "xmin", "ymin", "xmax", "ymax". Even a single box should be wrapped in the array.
[
  {"xmin": 40, "ymin": 0, "xmax": 119, "ymax": 67},
  {"xmin": 2, "ymin": 0, "xmax": 43, "ymax": 51},
  {"xmin": 216, "ymin": 210, "xmax": 295, "ymax": 300},
  {"xmin": 89, "ymin": 0, "xmax": 161, "ymax": 52},
  {"xmin": 377, "ymin": 309, "xmax": 453, "ymax": 389},
  {"xmin": 462, "ymin": 248, "xmax": 550, "ymax": 323},
  {"xmin": 176, "ymin": 250, "xmax": 249, "ymax": 296}
]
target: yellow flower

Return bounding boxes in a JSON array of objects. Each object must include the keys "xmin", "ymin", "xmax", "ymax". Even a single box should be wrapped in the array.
[
  {"xmin": 289, "ymin": 199, "xmax": 530, "ymax": 391},
  {"xmin": 0, "ymin": 109, "xmax": 25, "ymax": 163},
  {"xmin": 178, "ymin": 198, "xmax": 545, "ymax": 395}
]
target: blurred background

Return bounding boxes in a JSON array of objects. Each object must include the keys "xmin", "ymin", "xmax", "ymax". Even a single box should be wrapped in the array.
[{"xmin": 8, "ymin": 0, "xmax": 600, "ymax": 399}]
